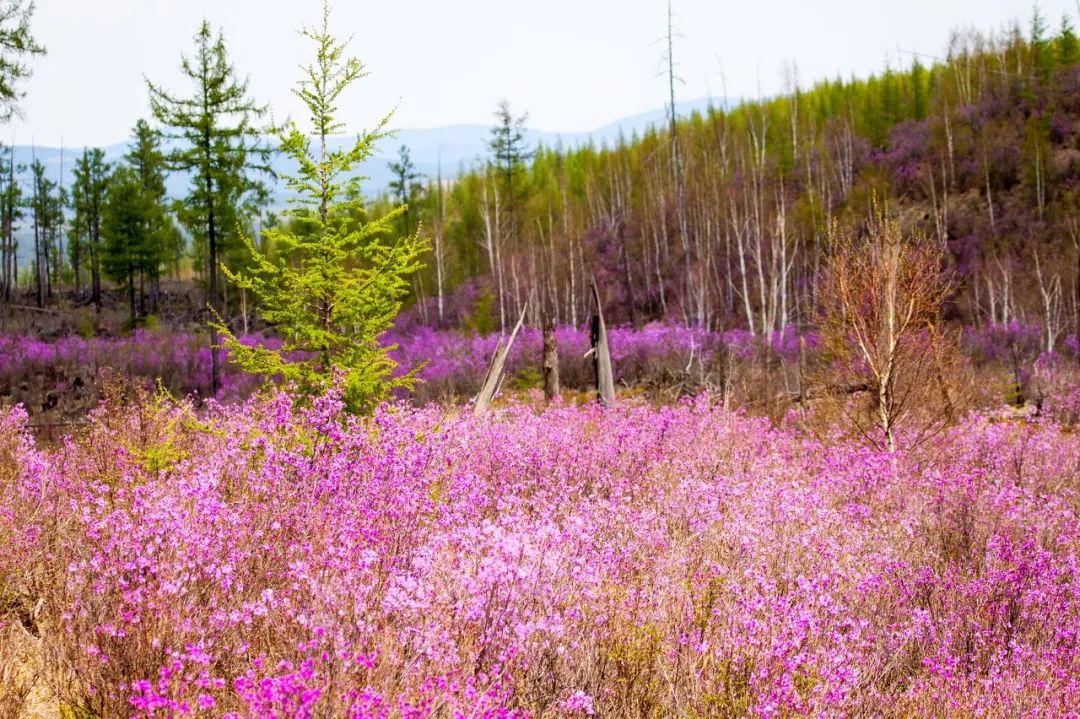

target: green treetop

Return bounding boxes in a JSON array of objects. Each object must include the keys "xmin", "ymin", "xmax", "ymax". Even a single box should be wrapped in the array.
[
  {"xmin": 388, "ymin": 144, "xmax": 423, "ymax": 236},
  {"xmin": 70, "ymin": 148, "xmax": 110, "ymax": 311},
  {"xmin": 0, "ymin": 0, "xmax": 45, "ymax": 123},
  {"xmin": 101, "ymin": 166, "xmax": 149, "ymax": 324},
  {"xmin": 100, "ymin": 121, "xmax": 175, "ymax": 325},
  {"xmin": 147, "ymin": 20, "xmax": 270, "ymax": 393},
  {"xmin": 218, "ymin": 1, "xmax": 427, "ymax": 413}
]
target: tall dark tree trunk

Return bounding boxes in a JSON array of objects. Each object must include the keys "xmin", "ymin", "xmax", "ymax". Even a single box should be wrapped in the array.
[
  {"xmin": 205, "ymin": 128, "xmax": 220, "ymax": 395},
  {"xmin": 128, "ymin": 264, "xmax": 137, "ymax": 326},
  {"xmin": 0, "ymin": 197, "xmax": 7, "ymax": 303},
  {"xmin": 33, "ymin": 191, "xmax": 42, "ymax": 308},
  {"xmin": 91, "ymin": 200, "xmax": 101, "ymax": 312}
]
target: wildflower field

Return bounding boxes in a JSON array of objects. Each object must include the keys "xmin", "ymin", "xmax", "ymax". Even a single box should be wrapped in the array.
[{"xmin": 3, "ymin": 387, "xmax": 1080, "ymax": 717}]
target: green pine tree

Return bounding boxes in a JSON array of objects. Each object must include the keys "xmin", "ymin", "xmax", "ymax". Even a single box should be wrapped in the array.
[
  {"xmin": 71, "ymin": 148, "xmax": 110, "ymax": 311},
  {"xmin": 1057, "ymin": 15, "xmax": 1080, "ymax": 67},
  {"xmin": 147, "ymin": 19, "xmax": 270, "ymax": 393},
  {"xmin": 1031, "ymin": 7, "xmax": 1055, "ymax": 81},
  {"xmin": 217, "ymin": 1, "xmax": 427, "ymax": 413},
  {"xmin": 0, "ymin": 144, "xmax": 22, "ymax": 302},
  {"xmin": 488, "ymin": 100, "xmax": 532, "ymax": 241},
  {"xmin": 101, "ymin": 166, "xmax": 148, "ymax": 326},
  {"xmin": 28, "ymin": 158, "xmax": 62, "ymax": 307},
  {"xmin": 388, "ymin": 144, "xmax": 423, "ymax": 236},
  {"xmin": 125, "ymin": 119, "xmax": 173, "ymax": 312},
  {"xmin": 101, "ymin": 121, "xmax": 175, "ymax": 325},
  {"xmin": 0, "ymin": 0, "xmax": 45, "ymax": 123}
]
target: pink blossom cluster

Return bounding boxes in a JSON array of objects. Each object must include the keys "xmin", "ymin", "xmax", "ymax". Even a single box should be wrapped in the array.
[
  {"xmin": 3, "ymin": 392, "xmax": 1080, "ymax": 717},
  {"xmin": 386, "ymin": 323, "xmax": 812, "ymax": 400}
]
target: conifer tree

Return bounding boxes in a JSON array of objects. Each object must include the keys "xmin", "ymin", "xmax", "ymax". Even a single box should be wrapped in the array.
[
  {"xmin": 125, "ymin": 119, "xmax": 172, "ymax": 311},
  {"xmin": 147, "ymin": 20, "xmax": 270, "ymax": 393},
  {"xmin": 388, "ymin": 144, "xmax": 423, "ymax": 235},
  {"xmin": 70, "ymin": 148, "xmax": 109, "ymax": 311},
  {"xmin": 218, "ymin": 1, "xmax": 427, "ymax": 412},
  {"xmin": 66, "ymin": 178, "xmax": 85, "ymax": 294},
  {"xmin": 488, "ymin": 100, "xmax": 531, "ymax": 240},
  {"xmin": 28, "ymin": 158, "xmax": 61, "ymax": 307},
  {"xmin": 1031, "ymin": 8, "xmax": 1054, "ymax": 82},
  {"xmin": 0, "ymin": 0, "xmax": 44, "ymax": 122},
  {"xmin": 101, "ymin": 123, "xmax": 174, "ymax": 325},
  {"xmin": 101, "ymin": 166, "xmax": 148, "ymax": 325},
  {"xmin": 1057, "ymin": 15, "xmax": 1080, "ymax": 67},
  {"xmin": 0, "ymin": 143, "xmax": 19, "ymax": 301}
]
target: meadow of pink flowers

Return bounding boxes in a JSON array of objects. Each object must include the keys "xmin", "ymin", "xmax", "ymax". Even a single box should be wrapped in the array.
[
  {"xmin": 0, "ymin": 331, "xmax": 272, "ymax": 403},
  {"xmin": 3, "ymin": 386, "xmax": 1080, "ymax": 717}
]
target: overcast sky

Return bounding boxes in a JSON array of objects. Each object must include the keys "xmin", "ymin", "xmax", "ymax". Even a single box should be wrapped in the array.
[{"xmin": 11, "ymin": 0, "xmax": 1079, "ymax": 147}]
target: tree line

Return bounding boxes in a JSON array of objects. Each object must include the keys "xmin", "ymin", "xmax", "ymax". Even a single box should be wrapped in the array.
[{"xmin": 368, "ymin": 9, "xmax": 1080, "ymax": 358}]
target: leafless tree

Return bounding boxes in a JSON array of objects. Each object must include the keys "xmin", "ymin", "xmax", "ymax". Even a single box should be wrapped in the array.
[{"xmin": 818, "ymin": 208, "xmax": 965, "ymax": 452}]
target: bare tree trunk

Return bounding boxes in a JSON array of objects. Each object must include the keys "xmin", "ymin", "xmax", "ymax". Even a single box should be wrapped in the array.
[
  {"xmin": 1034, "ymin": 246, "xmax": 1062, "ymax": 353},
  {"xmin": 474, "ymin": 303, "xmax": 527, "ymax": 416},
  {"xmin": 542, "ymin": 316, "xmax": 560, "ymax": 401},
  {"xmin": 591, "ymin": 280, "xmax": 615, "ymax": 405}
]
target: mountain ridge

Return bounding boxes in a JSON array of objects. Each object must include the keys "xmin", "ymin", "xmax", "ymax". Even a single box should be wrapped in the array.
[{"xmin": 13, "ymin": 97, "xmax": 725, "ymax": 210}]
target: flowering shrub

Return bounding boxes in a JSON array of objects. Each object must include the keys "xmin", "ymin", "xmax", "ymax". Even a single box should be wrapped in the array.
[
  {"xmin": 387, "ymin": 323, "xmax": 810, "ymax": 402},
  {"xmin": 1032, "ymin": 352, "xmax": 1080, "ymax": 424},
  {"xmin": 0, "ymin": 331, "xmax": 273, "ymax": 403},
  {"xmin": 962, "ymin": 322, "xmax": 1044, "ymax": 405},
  {"xmin": 962, "ymin": 322, "xmax": 1042, "ymax": 365},
  {"xmin": 2, "ymin": 390, "xmax": 1080, "ymax": 716}
]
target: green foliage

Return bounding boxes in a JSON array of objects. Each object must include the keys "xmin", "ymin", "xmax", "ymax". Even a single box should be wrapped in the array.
[
  {"xmin": 0, "ymin": 143, "xmax": 21, "ymax": 301},
  {"xmin": 101, "ymin": 168, "xmax": 144, "ymax": 291},
  {"xmin": 148, "ymin": 19, "xmax": 270, "ymax": 393},
  {"xmin": 1057, "ymin": 15, "xmax": 1080, "ymax": 67},
  {"xmin": 1031, "ymin": 7, "xmax": 1055, "ymax": 81},
  {"xmin": 388, "ymin": 144, "xmax": 423, "ymax": 236},
  {"xmin": 488, "ymin": 100, "xmax": 532, "ymax": 238},
  {"xmin": 147, "ymin": 20, "xmax": 269, "ymax": 300},
  {"xmin": 464, "ymin": 287, "xmax": 497, "ymax": 335},
  {"xmin": 75, "ymin": 309, "xmax": 94, "ymax": 339},
  {"xmin": 0, "ymin": 0, "xmax": 44, "ymax": 123},
  {"xmin": 101, "ymin": 169, "xmax": 162, "ymax": 323},
  {"xmin": 27, "ymin": 156, "xmax": 64, "ymax": 304},
  {"xmin": 218, "ymin": 1, "xmax": 427, "ymax": 413},
  {"xmin": 101, "ymin": 120, "xmax": 175, "ymax": 324},
  {"xmin": 70, "ymin": 148, "xmax": 110, "ymax": 308}
]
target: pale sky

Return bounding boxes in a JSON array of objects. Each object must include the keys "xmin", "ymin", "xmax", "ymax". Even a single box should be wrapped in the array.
[{"xmin": 13, "ymin": 0, "xmax": 1079, "ymax": 147}]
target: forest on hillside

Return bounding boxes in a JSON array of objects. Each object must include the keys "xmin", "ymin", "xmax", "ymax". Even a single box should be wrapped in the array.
[{"xmin": 380, "ymin": 10, "xmax": 1080, "ymax": 351}]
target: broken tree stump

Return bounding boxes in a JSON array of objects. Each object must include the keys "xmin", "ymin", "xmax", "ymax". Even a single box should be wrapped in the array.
[
  {"xmin": 542, "ymin": 317, "xmax": 560, "ymax": 401},
  {"xmin": 473, "ymin": 303, "xmax": 528, "ymax": 416},
  {"xmin": 590, "ymin": 281, "xmax": 615, "ymax": 406}
]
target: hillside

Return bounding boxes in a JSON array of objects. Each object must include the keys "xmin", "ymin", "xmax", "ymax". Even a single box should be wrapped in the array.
[{"xmin": 386, "ymin": 17, "xmax": 1080, "ymax": 353}]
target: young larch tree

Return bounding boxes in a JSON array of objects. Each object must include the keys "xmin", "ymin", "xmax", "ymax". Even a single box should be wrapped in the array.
[
  {"xmin": 70, "ymin": 148, "xmax": 110, "ymax": 312},
  {"xmin": 0, "ymin": 0, "xmax": 44, "ymax": 122},
  {"xmin": 217, "ymin": 0, "xmax": 427, "ymax": 413},
  {"xmin": 125, "ymin": 119, "xmax": 172, "ymax": 313},
  {"xmin": 101, "ymin": 166, "xmax": 148, "ymax": 326},
  {"xmin": 147, "ymin": 20, "xmax": 270, "ymax": 394}
]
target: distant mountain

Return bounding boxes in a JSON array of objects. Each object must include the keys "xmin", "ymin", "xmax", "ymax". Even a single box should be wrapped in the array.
[
  {"xmin": 15, "ymin": 97, "xmax": 725, "ymax": 203},
  {"xmin": 8, "ymin": 98, "xmax": 725, "ymax": 266}
]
